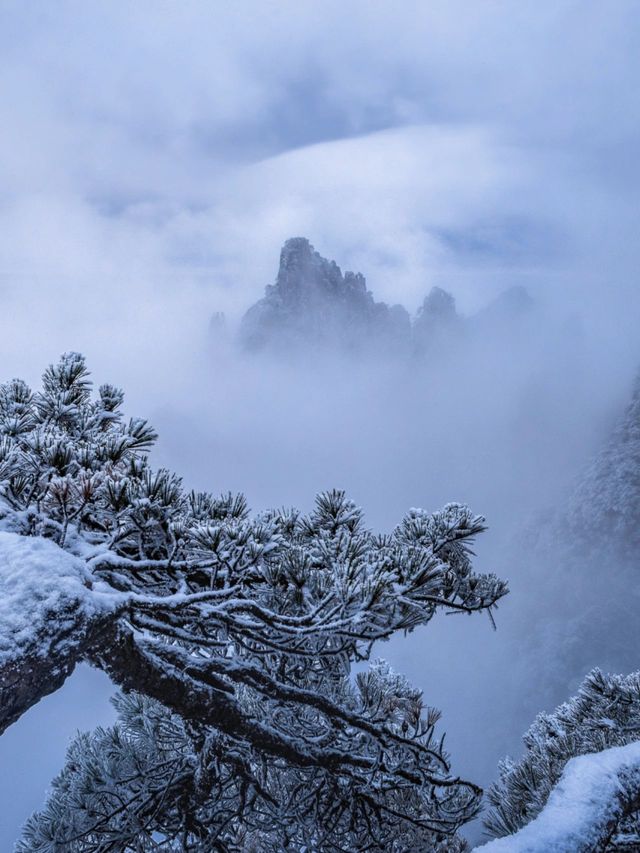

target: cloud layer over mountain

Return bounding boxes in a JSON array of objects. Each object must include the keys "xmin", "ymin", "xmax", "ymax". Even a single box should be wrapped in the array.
[{"xmin": 1, "ymin": 1, "xmax": 639, "ymax": 393}]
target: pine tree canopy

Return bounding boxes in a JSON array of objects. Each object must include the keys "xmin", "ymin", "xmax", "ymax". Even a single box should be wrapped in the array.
[{"xmin": 0, "ymin": 353, "xmax": 508, "ymax": 852}]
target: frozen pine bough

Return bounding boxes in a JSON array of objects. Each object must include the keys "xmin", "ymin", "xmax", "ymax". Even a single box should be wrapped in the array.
[
  {"xmin": 0, "ymin": 353, "xmax": 508, "ymax": 851},
  {"xmin": 481, "ymin": 668, "xmax": 640, "ymax": 851}
]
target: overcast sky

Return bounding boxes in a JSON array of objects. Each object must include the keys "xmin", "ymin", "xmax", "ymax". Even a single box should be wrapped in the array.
[{"xmin": 1, "ymin": 2, "xmax": 640, "ymax": 847}]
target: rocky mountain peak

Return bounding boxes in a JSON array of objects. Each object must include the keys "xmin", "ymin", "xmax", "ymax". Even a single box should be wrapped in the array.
[
  {"xmin": 240, "ymin": 238, "xmax": 406, "ymax": 354},
  {"xmin": 236, "ymin": 238, "xmax": 534, "ymax": 357},
  {"xmin": 276, "ymin": 237, "xmax": 318, "ymax": 289},
  {"xmin": 418, "ymin": 287, "xmax": 458, "ymax": 323},
  {"xmin": 274, "ymin": 237, "xmax": 365, "ymax": 304}
]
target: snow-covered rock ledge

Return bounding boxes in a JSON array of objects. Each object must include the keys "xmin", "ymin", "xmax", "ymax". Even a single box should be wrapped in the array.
[
  {"xmin": 0, "ymin": 531, "xmax": 117, "ymax": 733},
  {"xmin": 475, "ymin": 741, "xmax": 640, "ymax": 853}
]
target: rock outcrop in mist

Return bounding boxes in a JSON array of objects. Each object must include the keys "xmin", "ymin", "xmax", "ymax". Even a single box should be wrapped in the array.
[
  {"xmin": 236, "ymin": 238, "xmax": 533, "ymax": 357},
  {"xmin": 413, "ymin": 286, "xmax": 461, "ymax": 354},
  {"xmin": 239, "ymin": 237, "xmax": 410, "ymax": 355}
]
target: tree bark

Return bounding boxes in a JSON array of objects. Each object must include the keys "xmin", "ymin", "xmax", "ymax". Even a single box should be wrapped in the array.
[{"xmin": 0, "ymin": 603, "xmax": 111, "ymax": 736}]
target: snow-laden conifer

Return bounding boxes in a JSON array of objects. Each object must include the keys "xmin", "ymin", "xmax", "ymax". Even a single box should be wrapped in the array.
[{"xmin": 0, "ymin": 354, "xmax": 508, "ymax": 851}]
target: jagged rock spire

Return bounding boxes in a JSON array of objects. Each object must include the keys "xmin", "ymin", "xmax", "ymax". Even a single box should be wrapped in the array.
[{"xmin": 239, "ymin": 238, "xmax": 409, "ymax": 354}]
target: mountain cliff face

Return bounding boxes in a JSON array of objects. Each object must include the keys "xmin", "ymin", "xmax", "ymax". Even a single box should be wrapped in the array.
[
  {"xmin": 236, "ymin": 237, "xmax": 533, "ymax": 357},
  {"xmin": 515, "ymin": 373, "xmax": 640, "ymax": 716},
  {"xmin": 239, "ymin": 238, "xmax": 410, "ymax": 355},
  {"xmin": 567, "ymin": 374, "xmax": 640, "ymax": 554}
]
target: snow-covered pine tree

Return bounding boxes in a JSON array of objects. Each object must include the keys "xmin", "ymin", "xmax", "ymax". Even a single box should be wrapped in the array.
[
  {"xmin": 484, "ymin": 668, "xmax": 640, "ymax": 850},
  {"xmin": 0, "ymin": 354, "xmax": 508, "ymax": 852},
  {"xmin": 18, "ymin": 667, "xmax": 475, "ymax": 852}
]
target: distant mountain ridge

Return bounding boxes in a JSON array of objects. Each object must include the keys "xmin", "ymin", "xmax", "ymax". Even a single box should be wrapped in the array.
[{"xmin": 235, "ymin": 237, "xmax": 533, "ymax": 356}]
